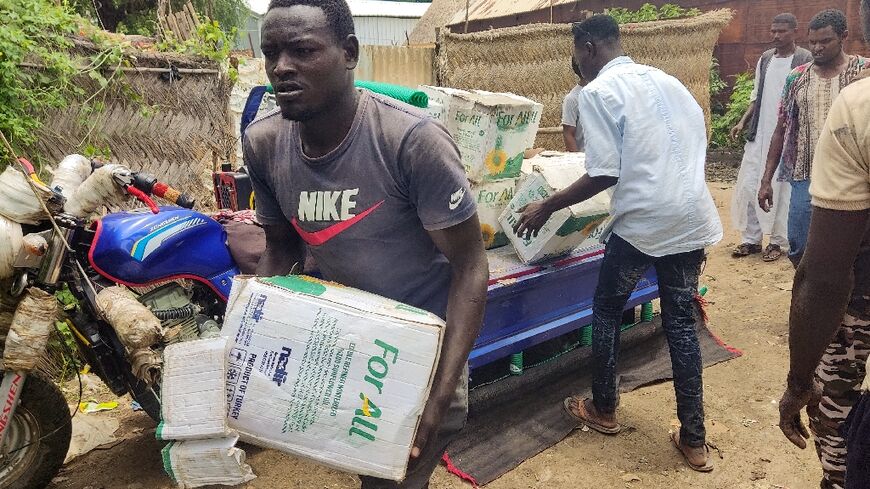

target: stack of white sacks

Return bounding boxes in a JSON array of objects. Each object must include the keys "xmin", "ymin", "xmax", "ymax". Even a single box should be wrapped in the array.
[
  {"xmin": 418, "ymin": 86, "xmax": 611, "ymax": 263},
  {"xmin": 0, "ymin": 155, "xmax": 133, "ymax": 369},
  {"xmin": 0, "ymin": 154, "xmax": 134, "ymax": 281},
  {"xmin": 159, "ymin": 337, "xmax": 257, "ymax": 489}
]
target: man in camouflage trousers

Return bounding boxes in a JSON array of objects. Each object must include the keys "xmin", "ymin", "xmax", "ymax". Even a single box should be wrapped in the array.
[{"xmin": 776, "ymin": 4, "xmax": 870, "ymax": 488}]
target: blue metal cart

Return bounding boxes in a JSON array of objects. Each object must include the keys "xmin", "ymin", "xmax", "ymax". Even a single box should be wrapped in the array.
[{"xmin": 472, "ymin": 245, "xmax": 659, "ymax": 370}]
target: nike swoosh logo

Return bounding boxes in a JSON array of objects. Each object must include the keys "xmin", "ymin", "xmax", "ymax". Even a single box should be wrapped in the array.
[
  {"xmin": 449, "ymin": 188, "xmax": 465, "ymax": 210},
  {"xmin": 291, "ymin": 200, "xmax": 384, "ymax": 246}
]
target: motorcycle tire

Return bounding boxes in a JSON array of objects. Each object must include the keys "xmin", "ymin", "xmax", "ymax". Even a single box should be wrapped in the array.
[{"xmin": 0, "ymin": 372, "xmax": 72, "ymax": 489}]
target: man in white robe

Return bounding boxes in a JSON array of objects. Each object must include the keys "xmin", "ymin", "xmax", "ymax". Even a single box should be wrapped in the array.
[{"xmin": 730, "ymin": 13, "xmax": 812, "ymax": 261}]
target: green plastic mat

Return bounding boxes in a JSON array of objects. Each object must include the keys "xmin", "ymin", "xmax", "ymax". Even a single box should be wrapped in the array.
[
  {"xmin": 354, "ymin": 80, "xmax": 429, "ymax": 108},
  {"xmin": 264, "ymin": 81, "xmax": 429, "ymax": 108}
]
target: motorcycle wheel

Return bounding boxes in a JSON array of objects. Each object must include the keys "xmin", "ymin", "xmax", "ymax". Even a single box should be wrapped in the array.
[{"xmin": 0, "ymin": 373, "xmax": 71, "ymax": 489}]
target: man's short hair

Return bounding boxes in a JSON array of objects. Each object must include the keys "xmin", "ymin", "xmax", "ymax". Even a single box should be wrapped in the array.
[
  {"xmin": 267, "ymin": 0, "xmax": 355, "ymax": 41},
  {"xmin": 808, "ymin": 9, "xmax": 848, "ymax": 37},
  {"xmin": 573, "ymin": 14, "xmax": 621, "ymax": 45},
  {"xmin": 772, "ymin": 13, "xmax": 798, "ymax": 30}
]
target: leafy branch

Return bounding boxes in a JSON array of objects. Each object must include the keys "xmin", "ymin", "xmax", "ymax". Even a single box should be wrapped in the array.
[
  {"xmin": 710, "ymin": 72, "xmax": 754, "ymax": 149},
  {"xmin": 1, "ymin": 0, "xmax": 236, "ymax": 170},
  {"xmin": 606, "ymin": 3, "xmax": 702, "ymax": 24}
]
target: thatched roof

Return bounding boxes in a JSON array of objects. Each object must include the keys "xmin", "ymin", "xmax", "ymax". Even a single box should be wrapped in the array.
[{"xmin": 408, "ymin": 0, "xmax": 466, "ymax": 45}]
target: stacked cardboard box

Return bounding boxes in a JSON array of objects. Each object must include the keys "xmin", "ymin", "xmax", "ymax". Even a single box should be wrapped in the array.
[
  {"xmin": 473, "ymin": 178, "xmax": 516, "ymax": 250},
  {"xmin": 220, "ymin": 275, "xmax": 445, "ymax": 481},
  {"xmin": 419, "ymin": 86, "xmax": 543, "ymax": 250},
  {"xmin": 499, "ymin": 152, "xmax": 611, "ymax": 264}
]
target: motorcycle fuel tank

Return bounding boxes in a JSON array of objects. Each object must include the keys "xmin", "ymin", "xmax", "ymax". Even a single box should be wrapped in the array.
[{"xmin": 88, "ymin": 207, "xmax": 239, "ymax": 299}]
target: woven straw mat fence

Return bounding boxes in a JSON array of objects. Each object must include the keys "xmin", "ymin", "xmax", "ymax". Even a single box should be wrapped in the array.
[
  {"xmin": 437, "ymin": 9, "xmax": 734, "ymax": 151},
  {"xmin": 29, "ymin": 45, "xmax": 234, "ymax": 211}
]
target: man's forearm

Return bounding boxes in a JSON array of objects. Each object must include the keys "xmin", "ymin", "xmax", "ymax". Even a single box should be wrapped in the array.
[
  {"xmin": 563, "ymin": 126, "xmax": 579, "ymax": 152},
  {"xmin": 762, "ymin": 119, "xmax": 786, "ymax": 184},
  {"xmin": 739, "ymin": 101, "xmax": 756, "ymax": 127},
  {"xmin": 428, "ymin": 257, "xmax": 488, "ymax": 400},
  {"xmin": 544, "ymin": 174, "xmax": 618, "ymax": 213},
  {"xmin": 256, "ymin": 223, "xmax": 305, "ymax": 276},
  {"xmin": 256, "ymin": 248, "xmax": 300, "ymax": 276},
  {"xmin": 787, "ymin": 208, "xmax": 870, "ymax": 390}
]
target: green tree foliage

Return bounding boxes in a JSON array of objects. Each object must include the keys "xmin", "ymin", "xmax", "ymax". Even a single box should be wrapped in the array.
[
  {"xmin": 68, "ymin": 0, "xmax": 247, "ymax": 36},
  {"xmin": 606, "ymin": 3, "xmax": 701, "ymax": 24},
  {"xmin": 1, "ymin": 0, "xmax": 236, "ymax": 167},
  {"xmin": 710, "ymin": 72, "xmax": 754, "ymax": 148},
  {"xmin": 1, "ymin": 0, "xmax": 95, "ymax": 156},
  {"xmin": 709, "ymin": 57, "xmax": 727, "ymax": 99}
]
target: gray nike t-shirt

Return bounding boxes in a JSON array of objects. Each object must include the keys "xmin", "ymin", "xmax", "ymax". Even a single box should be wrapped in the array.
[{"xmin": 243, "ymin": 90, "xmax": 476, "ymax": 320}]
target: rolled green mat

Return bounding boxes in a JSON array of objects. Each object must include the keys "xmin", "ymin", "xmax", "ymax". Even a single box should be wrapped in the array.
[
  {"xmin": 264, "ymin": 81, "xmax": 429, "ymax": 108},
  {"xmin": 354, "ymin": 80, "xmax": 429, "ymax": 108}
]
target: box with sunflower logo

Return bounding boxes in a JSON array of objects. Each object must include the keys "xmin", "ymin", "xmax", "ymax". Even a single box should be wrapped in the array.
[
  {"xmin": 448, "ymin": 91, "xmax": 543, "ymax": 183},
  {"xmin": 499, "ymin": 152, "xmax": 611, "ymax": 264},
  {"xmin": 220, "ymin": 275, "xmax": 444, "ymax": 481},
  {"xmin": 472, "ymin": 178, "xmax": 519, "ymax": 249},
  {"xmin": 418, "ymin": 85, "xmax": 471, "ymax": 124}
]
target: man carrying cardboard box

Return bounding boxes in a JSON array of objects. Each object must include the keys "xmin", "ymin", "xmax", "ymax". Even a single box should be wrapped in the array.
[
  {"xmin": 242, "ymin": 1, "xmax": 489, "ymax": 487},
  {"xmin": 513, "ymin": 14, "xmax": 723, "ymax": 472}
]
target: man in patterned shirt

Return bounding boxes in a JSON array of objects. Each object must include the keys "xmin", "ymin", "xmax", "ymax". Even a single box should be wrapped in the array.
[{"xmin": 758, "ymin": 9, "xmax": 867, "ymax": 268}]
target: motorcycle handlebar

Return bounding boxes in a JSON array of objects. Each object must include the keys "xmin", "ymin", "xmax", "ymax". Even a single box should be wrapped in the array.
[
  {"xmin": 88, "ymin": 159, "xmax": 195, "ymax": 209},
  {"xmin": 151, "ymin": 181, "xmax": 196, "ymax": 209},
  {"xmin": 131, "ymin": 173, "xmax": 195, "ymax": 209},
  {"xmin": 127, "ymin": 186, "xmax": 159, "ymax": 214}
]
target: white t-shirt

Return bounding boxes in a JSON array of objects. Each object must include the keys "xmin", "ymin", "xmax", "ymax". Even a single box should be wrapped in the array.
[
  {"xmin": 561, "ymin": 84, "xmax": 585, "ymax": 151},
  {"xmin": 579, "ymin": 57, "xmax": 723, "ymax": 257}
]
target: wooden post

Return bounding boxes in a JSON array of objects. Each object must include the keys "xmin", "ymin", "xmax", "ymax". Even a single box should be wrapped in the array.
[
  {"xmin": 185, "ymin": 1, "xmax": 201, "ymax": 26},
  {"xmin": 168, "ymin": 14, "xmax": 180, "ymax": 39},
  {"xmin": 464, "ymin": 0, "xmax": 470, "ymax": 33}
]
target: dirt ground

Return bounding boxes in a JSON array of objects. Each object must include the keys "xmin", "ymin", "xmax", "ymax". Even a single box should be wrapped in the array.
[{"xmin": 49, "ymin": 169, "xmax": 823, "ymax": 489}]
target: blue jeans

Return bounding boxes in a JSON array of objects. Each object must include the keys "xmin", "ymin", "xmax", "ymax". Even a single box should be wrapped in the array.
[
  {"xmin": 788, "ymin": 180, "xmax": 812, "ymax": 267},
  {"xmin": 592, "ymin": 234, "xmax": 706, "ymax": 447}
]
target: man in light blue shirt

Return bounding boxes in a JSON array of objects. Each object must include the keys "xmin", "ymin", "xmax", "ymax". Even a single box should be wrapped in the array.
[{"xmin": 514, "ymin": 14, "xmax": 722, "ymax": 472}]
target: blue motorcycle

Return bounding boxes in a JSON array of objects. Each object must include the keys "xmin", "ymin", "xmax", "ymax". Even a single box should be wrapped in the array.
[{"xmin": 0, "ymin": 159, "xmax": 240, "ymax": 489}]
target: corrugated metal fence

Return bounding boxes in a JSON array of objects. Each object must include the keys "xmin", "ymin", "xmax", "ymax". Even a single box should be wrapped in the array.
[{"xmin": 356, "ymin": 45, "xmax": 435, "ymax": 87}]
